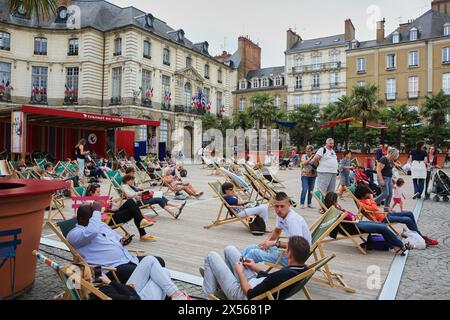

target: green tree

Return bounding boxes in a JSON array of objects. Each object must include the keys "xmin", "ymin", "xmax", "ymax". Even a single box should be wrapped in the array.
[
  {"xmin": 288, "ymin": 104, "xmax": 320, "ymax": 149},
  {"xmin": 8, "ymin": 0, "xmax": 57, "ymax": 22},
  {"xmin": 320, "ymin": 103, "xmax": 338, "ymax": 138},
  {"xmin": 385, "ymin": 104, "xmax": 419, "ymax": 149},
  {"xmin": 232, "ymin": 111, "xmax": 253, "ymax": 130},
  {"xmin": 334, "ymin": 95, "xmax": 355, "ymax": 148},
  {"xmin": 421, "ymin": 90, "xmax": 450, "ymax": 147},
  {"xmin": 248, "ymin": 93, "xmax": 283, "ymax": 129},
  {"xmin": 200, "ymin": 113, "xmax": 219, "ymax": 132}
]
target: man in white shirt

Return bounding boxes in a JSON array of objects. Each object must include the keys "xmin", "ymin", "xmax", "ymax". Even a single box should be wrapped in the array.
[
  {"xmin": 310, "ymin": 138, "xmax": 339, "ymax": 195},
  {"xmin": 241, "ymin": 192, "xmax": 311, "ymax": 267}
]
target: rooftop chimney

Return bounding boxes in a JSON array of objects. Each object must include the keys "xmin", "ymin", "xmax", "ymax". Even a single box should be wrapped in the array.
[
  {"xmin": 287, "ymin": 28, "xmax": 302, "ymax": 50},
  {"xmin": 432, "ymin": 0, "xmax": 450, "ymax": 14},
  {"xmin": 377, "ymin": 18, "xmax": 386, "ymax": 43},
  {"xmin": 345, "ymin": 19, "xmax": 356, "ymax": 41}
]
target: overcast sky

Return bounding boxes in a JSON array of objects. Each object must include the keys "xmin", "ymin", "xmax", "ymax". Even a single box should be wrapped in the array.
[{"xmin": 109, "ymin": 0, "xmax": 431, "ymax": 67}]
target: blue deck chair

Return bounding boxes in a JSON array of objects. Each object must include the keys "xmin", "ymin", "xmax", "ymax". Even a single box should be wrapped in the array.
[{"xmin": 0, "ymin": 228, "xmax": 22, "ymax": 299}]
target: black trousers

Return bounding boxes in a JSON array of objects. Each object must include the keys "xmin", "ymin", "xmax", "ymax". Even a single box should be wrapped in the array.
[
  {"xmin": 109, "ymin": 199, "xmax": 146, "ymax": 236},
  {"xmin": 107, "ymin": 256, "xmax": 166, "ymax": 284}
]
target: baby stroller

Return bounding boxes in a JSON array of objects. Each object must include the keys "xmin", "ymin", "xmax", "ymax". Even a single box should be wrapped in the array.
[
  {"xmin": 431, "ymin": 170, "xmax": 450, "ymax": 202},
  {"xmin": 354, "ymin": 167, "xmax": 381, "ymax": 196}
]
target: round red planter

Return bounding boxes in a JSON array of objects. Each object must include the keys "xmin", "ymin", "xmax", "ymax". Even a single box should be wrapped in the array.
[{"xmin": 0, "ymin": 179, "xmax": 69, "ymax": 299}]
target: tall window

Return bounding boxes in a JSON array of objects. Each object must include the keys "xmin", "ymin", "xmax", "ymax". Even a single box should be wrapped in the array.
[
  {"xmin": 386, "ymin": 54, "xmax": 396, "ymax": 69},
  {"xmin": 204, "ymin": 87, "xmax": 210, "ymax": 106},
  {"xmin": 31, "ymin": 66, "xmax": 48, "ymax": 103},
  {"xmin": 312, "ymin": 94, "xmax": 320, "ymax": 106},
  {"xmin": 160, "ymin": 119, "xmax": 169, "ymax": 143},
  {"xmin": 330, "ymin": 73, "xmax": 339, "ymax": 86},
  {"xmin": 442, "ymin": 47, "xmax": 450, "ymax": 63},
  {"xmin": 184, "ymin": 82, "xmax": 192, "ymax": 107},
  {"xmin": 111, "ymin": 67, "xmax": 122, "ymax": 102},
  {"xmin": 330, "ymin": 53, "xmax": 338, "ymax": 63},
  {"xmin": 204, "ymin": 64, "xmax": 210, "ymax": 78},
  {"xmin": 217, "ymin": 69, "xmax": 223, "ymax": 83},
  {"xmin": 357, "ymin": 58, "xmax": 366, "ymax": 73},
  {"xmin": 217, "ymin": 91, "xmax": 223, "ymax": 111},
  {"xmin": 239, "ymin": 98, "xmax": 246, "ymax": 112},
  {"xmin": 0, "ymin": 31, "xmax": 11, "ymax": 50},
  {"xmin": 312, "ymin": 56, "xmax": 321, "ymax": 70},
  {"xmin": 0, "ymin": 62, "xmax": 11, "ymax": 101},
  {"xmin": 163, "ymin": 48, "xmax": 170, "ymax": 65},
  {"xmin": 443, "ymin": 73, "xmax": 450, "ymax": 94},
  {"xmin": 294, "ymin": 95, "xmax": 302, "ymax": 108},
  {"xmin": 313, "ymin": 74, "xmax": 320, "ymax": 88},
  {"xmin": 113, "ymin": 38, "xmax": 122, "ymax": 56},
  {"xmin": 295, "ymin": 57, "xmax": 304, "ymax": 71},
  {"xmin": 68, "ymin": 38, "xmax": 78, "ymax": 56},
  {"xmin": 65, "ymin": 67, "xmax": 79, "ymax": 103},
  {"xmin": 274, "ymin": 95, "xmax": 281, "ymax": 108},
  {"xmin": 143, "ymin": 40, "xmax": 151, "ymax": 59},
  {"xmin": 444, "ymin": 24, "xmax": 450, "ymax": 36},
  {"xmin": 408, "ymin": 76, "xmax": 419, "ymax": 98},
  {"xmin": 34, "ymin": 37, "xmax": 47, "ymax": 55},
  {"xmin": 261, "ymin": 78, "xmax": 268, "ymax": 87},
  {"xmin": 409, "ymin": 28, "xmax": 418, "ymax": 41},
  {"xmin": 295, "ymin": 76, "xmax": 302, "ymax": 89},
  {"xmin": 386, "ymin": 78, "xmax": 396, "ymax": 100},
  {"xmin": 408, "ymin": 51, "xmax": 419, "ymax": 67},
  {"xmin": 141, "ymin": 69, "xmax": 152, "ymax": 105},
  {"xmin": 186, "ymin": 56, "xmax": 192, "ymax": 68},
  {"xmin": 162, "ymin": 75, "xmax": 171, "ymax": 103}
]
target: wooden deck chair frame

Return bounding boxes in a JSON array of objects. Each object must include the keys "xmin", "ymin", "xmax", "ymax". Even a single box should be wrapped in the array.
[
  {"xmin": 266, "ymin": 207, "xmax": 356, "ymax": 293},
  {"xmin": 259, "ymin": 167, "xmax": 286, "ymax": 188},
  {"xmin": 218, "ymin": 168, "xmax": 251, "ymax": 200},
  {"xmin": 33, "ymin": 251, "xmax": 111, "ymax": 300},
  {"xmin": 311, "ymin": 191, "xmax": 368, "ymax": 255},
  {"xmin": 345, "ymin": 187, "xmax": 399, "ymax": 236},
  {"xmin": 204, "ymin": 181, "xmax": 250, "ymax": 231},
  {"xmin": 156, "ymin": 171, "xmax": 180, "ymax": 196},
  {"xmin": 242, "ymin": 172, "xmax": 271, "ymax": 204},
  {"xmin": 209, "ymin": 254, "xmax": 336, "ymax": 301}
]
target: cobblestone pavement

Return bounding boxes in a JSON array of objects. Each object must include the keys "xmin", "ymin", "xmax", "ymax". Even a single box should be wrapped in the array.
[
  {"xmin": 396, "ymin": 198, "xmax": 450, "ymax": 300},
  {"xmin": 19, "ymin": 245, "xmax": 205, "ymax": 300}
]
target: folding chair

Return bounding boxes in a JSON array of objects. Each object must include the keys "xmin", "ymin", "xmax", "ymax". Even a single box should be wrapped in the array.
[
  {"xmin": 266, "ymin": 207, "xmax": 355, "ymax": 293},
  {"xmin": 33, "ymin": 251, "xmax": 111, "ymax": 300},
  {"xmin": 0, "ymin": 160, "xmax": 12, "ymax": 177},
  {"xmin": 204, "ymin": 181, "xmax": 250, "ymax": 231},
  {"xmin": 209, "ymin": 254, "xmax": 336, "ymax": 300},
  {"xmin": 218, "ymin": 168, "xmax": 251, "ymax": 199},
  {"xmin": 260, "ymin": 167, "xmax": 286, "ymax": 188},
  {"xmin": 0, "ymin": 228, "xmax": 22, "ymax": 299}
]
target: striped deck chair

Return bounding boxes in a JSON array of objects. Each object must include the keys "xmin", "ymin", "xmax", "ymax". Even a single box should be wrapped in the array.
[
  {"xmin": 218, "ymin": 167, "xmax": 251, "ymax": 199},
  {"xmin": 34, "ymin": 158, "xmax": 47, "ymax": 169},
  {"xmin": 266, "ymin": 206, "xmax": 355, "ymax": 293},
  {"xmin": 0, "ymin": 160, "xmax": 12, "ymax": 176},
  {"xmin": 260, "ymin": 167, "xmax": 285, "ymax": 188},
  {"xmin": 204, "ymin": 181, "xmax": 250, "ymax": 231},
  {"xmin": 33, "ymin": 251, "xmax": 111, "ymax": 300}
]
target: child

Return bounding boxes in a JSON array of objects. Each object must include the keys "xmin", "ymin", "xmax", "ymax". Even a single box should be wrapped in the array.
[
  {"xmin": 338, "ymin": 151, "xmax": 355, "ymax": 198},
  {"xmin": 391, "ymin": 178, "xmax": 406, "ymax": 212}
]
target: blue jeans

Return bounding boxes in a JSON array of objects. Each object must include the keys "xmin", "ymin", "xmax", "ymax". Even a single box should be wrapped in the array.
[
  {"xmin": 375, "ymin": 176, "xmax": 393, "ymax": 207},
  {"xmin": 301, "ymin": 176, "xmax": 316, "ymax": 205},
  {"xmin": 413, "ymin": 179, "xmax": 425, "ymax": 197},
  {"xmin": 241, "ymin": 245, "xmax": 288, "ymax": 267},
  {"xmin": 386, "ymin": 211, "xmax": 423, "ymax": 237},
  {"xmin": 358, "ymin": 221, "xmax": 404, "ymax": 248}
]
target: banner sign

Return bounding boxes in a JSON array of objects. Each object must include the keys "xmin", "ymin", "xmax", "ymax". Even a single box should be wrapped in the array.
[{"xmin": 11, "ymin": 111, "xmax": 24, "ymax": 154}]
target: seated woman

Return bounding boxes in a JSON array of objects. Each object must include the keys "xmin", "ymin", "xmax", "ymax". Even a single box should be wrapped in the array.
[
  {"xmin": 122, "ymin": 174, "xmax": 187, "ymax": 219},
  {"xmin": 354, "ymin": 185, "xmax": 438, "ymax": 247},
  {"xmin": 221, "ymin": 182, "xmax": 269, "ymax": 223},
  {"xmin": 323, "ymin": 192, "xmax": 411, "ymax": 256},
  {"xmin": 85, "ymin": 160, "xmax": 107, "ymax": 179},
  {"xmin": 85, "ymin": 184, "xmax": 155, "ymax": 242},
  {"xmin": 162, "ymin": 170, "xmax": 203, "ymax": 198},
  {"xmin": 42, "ymin": 162, "xmax": 78, "ymax": 196}
]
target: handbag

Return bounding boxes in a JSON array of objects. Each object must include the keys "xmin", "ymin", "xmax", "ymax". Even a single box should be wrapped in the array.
[
  {"xmin": 248, "ymin": 216, "xmax": 266, "ymax": 236},
  {"xmin": 141, "ymin": 191, "xmax": 154, "ymax": 202}
]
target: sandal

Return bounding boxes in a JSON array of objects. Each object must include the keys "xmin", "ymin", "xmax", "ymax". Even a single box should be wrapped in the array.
[{"xmin": 395, "ymin": 243, "xmax": 412, "ymax": 256}]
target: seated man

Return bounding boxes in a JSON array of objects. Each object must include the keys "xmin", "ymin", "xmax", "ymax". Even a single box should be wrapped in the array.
[
  {"xmin": 85, "ymin": 160, "xmax": 107, "ymax": 179},
  {"xmin": 14, "ymin": 158, "xmax": 28, "ymax": 173},
  {"xmin": 221, "ymin": 182, "xmax": 269, "ymax": 223},
  {"xmin": 201, "ymin": 236, "xmax": 310, "ymax": 300},
  {"xmin": 242, "ymin": 192, "xmax": 311, "ymax": 267},
  {"xmin": 67, "ymin": 203, "xmax": 165, "ymax": 283}
]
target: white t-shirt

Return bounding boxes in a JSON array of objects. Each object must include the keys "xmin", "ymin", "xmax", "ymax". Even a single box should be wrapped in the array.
[
  {"xmin": 275, "ymin": 210, "xmax": 312, "ymax": 244},
  {"xmin": 316, "ymin": 147, "xmax": 338, "ymax": 174}
]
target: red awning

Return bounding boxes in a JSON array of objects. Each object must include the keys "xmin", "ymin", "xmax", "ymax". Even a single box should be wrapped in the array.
[
  {"xmin": 320, "ymin": 118, "xmax": 353, "ymax": 128},
  {"xmin": 0, "ymin": 106, "xmax": 160, "ymax": 129}
]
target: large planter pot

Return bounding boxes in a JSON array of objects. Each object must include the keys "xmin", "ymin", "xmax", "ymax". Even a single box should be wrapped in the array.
[{"xmin": 0, "ymin": 179, "xmax": 69, "ymax": 299}]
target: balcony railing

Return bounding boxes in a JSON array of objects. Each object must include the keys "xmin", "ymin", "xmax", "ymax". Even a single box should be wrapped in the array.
[
  {"xmin": 294, "ymin": 86, "xmax": 302, "ymax": 91},
  {"xmin": 311, "ymin": 84, "xmax": 321, "ymax": 89},
  {"xmin": 385, "ymin": 92, "xmax": 397, "ymax": 101},
  {"xmin": 30, "ymin": 92, "xmax": 47, "ymax": 104},
  {"xmin": 408, "ymin": 91, "xmax": 420, "ymax": 99},
  {"xmin": 161, "ymin": 103, "xmax": 172, "ymax": 111},
  {"xmin": 64, "ymin": 94, "xmax": 78, "ymax": 105},
  {"xmin": 113, "ymin": 51, "xmax": 122, "ymax": 57},
  {"xmin": 174, "ymin": 105, "xmax": 206, "ymax": 115},
  {"xmin": 329, "ymin": 82, "xmax": 340, "ymax": 88},
  {"xmin": 292, "ymin": 61, "xmax": 341, "ymax": 73},
  {"xmin": 141, "ymin": 98, "xmax": 152, "ymax": 107},
  {"xmin": 110, "ymin": 96, "xmax": 122, "ymax": 105},
  {"xmin": 34, "ymin": 50, "xmax": 47, "ymax": 55},
  {"xmin": 0, "ymin": 88, "xmax": 12, "ymax": 102}
]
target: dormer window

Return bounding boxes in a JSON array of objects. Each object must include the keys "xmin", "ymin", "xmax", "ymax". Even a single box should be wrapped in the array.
[
  {"xmin": 239, "ymin": 79, "xmax": 247, "ymax": 90},
  {"xmin": 261, "ymin": 78, "xmax": 269, "ymax": 87},
  {"xmin": 444, "ymin": 23, "xmax": 450, "ymax": 36},
  {"xmin": 202, "ymin": 42, "xmax": 209, "ymax": 54},
  {"xmin": 252, "ymin": 79, "xmax": 259, "ymax": 89},
  {"xmin": 392, "ymin": 32, "xmax": 400, "ymax": 44},
  {"xmin": 275, "ymin": 77, "xmax": 282, "ymax": 86},
  {"xmin": 177, "ymin": 30, "xmax": 185, "ymax": 43},
  {"xmin": 409, "ymin": 28, "xmax": 418, "ymax": 41},
  {"xmin": 145, "ymin": 14, "xmax": 154, "ymax": 28}
]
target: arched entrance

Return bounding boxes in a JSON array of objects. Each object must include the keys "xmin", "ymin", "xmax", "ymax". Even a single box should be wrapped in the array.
[{"xmin": 183, "ymin": 126, "xmax": 194, "ymax": 163}]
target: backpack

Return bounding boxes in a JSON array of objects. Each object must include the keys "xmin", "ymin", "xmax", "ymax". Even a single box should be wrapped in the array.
[
  {"xmin": 91, "ymin": 282, "xmax": 141, "ymax": 300},
  {"xmin": 248, "ymin": 216, "xmax": 266, "ymax": 236},
  {"xmin": 174, "ymin": 192, "xmax": 189, "ymax": 200},
  {"xmin": 180, "ymin": 169, "xmax": 188, "ymax": 178},
  {"xmin": 365, "ymin": 235, "xmax": 390, "ymax": 251}
]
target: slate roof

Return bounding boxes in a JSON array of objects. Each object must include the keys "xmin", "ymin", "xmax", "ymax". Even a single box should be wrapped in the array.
[
  {"xmin": 246, "ymin": 66, "xmax": 285, "ymax": 80},
  {"xmin": 286, "ymin": 34, "xmax": 348, "ymax": 53}
]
